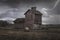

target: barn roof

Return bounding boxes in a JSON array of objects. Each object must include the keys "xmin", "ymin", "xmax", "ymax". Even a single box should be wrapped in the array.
[
  {"xmin": 14, "ymin": 18, "xmax": 25, "ymax": 23},
  {"xmin": 24, "ymin": 7, "xmax": 42, "ymax": 15}
]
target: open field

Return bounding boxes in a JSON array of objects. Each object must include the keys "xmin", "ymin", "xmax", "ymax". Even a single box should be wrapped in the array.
[
  {"xmin": 0, "ymin": 29, "xmax": 48, "ymax": 40},
  {"xmin": 0, "ymin": 28, "xmax": 60, "ymax": 40}
]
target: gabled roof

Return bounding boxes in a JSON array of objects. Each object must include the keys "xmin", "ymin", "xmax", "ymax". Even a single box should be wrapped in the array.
[
  {"xmin": 35, "ymin": 11, "xmax": 42, "ymax": 15},
  {"xmin": 14, "ymin": 18, "xmax": 25, "ymax": 23},
  {"xmin": 24, "ymin": 9, "xmax": 42, "ymax": 15},
  {"xmin": 24, "ymin": 9, "xmax": 30, "ymax": 15}
]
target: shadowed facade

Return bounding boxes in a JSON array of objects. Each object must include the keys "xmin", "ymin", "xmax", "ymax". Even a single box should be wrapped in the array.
[{"xmin": 24, "ymin": 7, "xmax": 42, "ymax": 29}]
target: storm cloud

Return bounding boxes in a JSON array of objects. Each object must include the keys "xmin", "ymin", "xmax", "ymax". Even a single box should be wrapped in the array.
[{"xmin": 0, "ymin": 0, "xmax": 60, "ymax": 24}]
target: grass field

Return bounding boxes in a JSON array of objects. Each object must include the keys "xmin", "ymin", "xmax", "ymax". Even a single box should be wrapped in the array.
[{"xmin": 0, "ymin": 28, "xmax": 60, "ymax": 40}]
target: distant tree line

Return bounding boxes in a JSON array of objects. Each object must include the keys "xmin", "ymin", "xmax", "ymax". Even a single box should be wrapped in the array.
[{"xmin": 0, "ymin": 20, "xmax": 10, "ymax": 27}]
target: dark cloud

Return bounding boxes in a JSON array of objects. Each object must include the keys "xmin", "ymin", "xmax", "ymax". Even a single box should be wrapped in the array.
[{"xmin": 0, "ymin": 0, "xmax": 56, "ymax": 8}]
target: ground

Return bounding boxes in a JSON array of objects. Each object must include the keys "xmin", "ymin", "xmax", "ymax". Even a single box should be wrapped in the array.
[{"xmin": 0, "ymin": 28, "xmax": 60, "ymax": 40}]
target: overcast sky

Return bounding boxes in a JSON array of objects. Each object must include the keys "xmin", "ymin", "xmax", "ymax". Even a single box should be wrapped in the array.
[{"xmin": 0, "ymin": 0, "xmax": 60, "ymax": 24}]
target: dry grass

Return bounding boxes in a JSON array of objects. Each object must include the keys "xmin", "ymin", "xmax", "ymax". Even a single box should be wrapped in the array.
[
  {"xmin": 0, "ymin": 29, "xmax": 48, "ymax": 40},
  {"xmin": 0, "ymin": 29, "xmax": 60, "ymax": 40}
]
